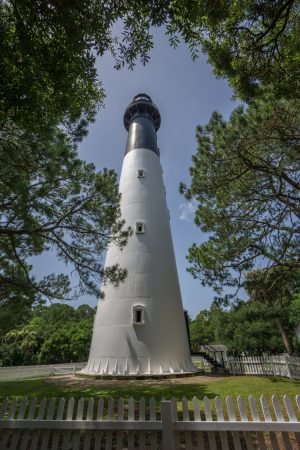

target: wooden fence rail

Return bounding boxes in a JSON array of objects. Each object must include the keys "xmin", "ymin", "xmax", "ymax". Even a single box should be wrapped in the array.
[
  {"xmin": 0, "ymin": 395, "xmax": 300, "ymax": 449},
  {"xmin": 227, "ymin": 356, "xmax": 300, "ymax": 379}
]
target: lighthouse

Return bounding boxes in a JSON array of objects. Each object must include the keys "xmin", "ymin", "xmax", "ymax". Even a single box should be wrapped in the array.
[{"xmin": 82, "ymin": 94, "xmax": 196, "ymax": 377}]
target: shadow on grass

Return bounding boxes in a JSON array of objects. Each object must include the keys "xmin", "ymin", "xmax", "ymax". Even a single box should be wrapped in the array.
[
  {"xmin": 70, "ymin": 383, "xmax": 218, "ymax": 401},
  {"xmin": 0, "ymin": 378, "xmax": 217, "ymax": 401},
  {"xmin": 266, "ymin": 376, "xmax": 300, "ymax": 384}
]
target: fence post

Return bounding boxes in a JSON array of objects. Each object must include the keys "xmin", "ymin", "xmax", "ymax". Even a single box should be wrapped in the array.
[{"xmin": 161, "ymin": 400, "xmax": 175, "ymax": 450}]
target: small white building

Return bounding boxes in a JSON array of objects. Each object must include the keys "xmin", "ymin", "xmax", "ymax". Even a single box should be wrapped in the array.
[{"xmin": 82, "ymin": 94, "xmax": 197, "ymax": 377}]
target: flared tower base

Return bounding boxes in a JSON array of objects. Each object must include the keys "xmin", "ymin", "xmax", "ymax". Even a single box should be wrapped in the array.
[{"xmin": 76, "ymin": 370, "xmax": 202, "ymax": 380}]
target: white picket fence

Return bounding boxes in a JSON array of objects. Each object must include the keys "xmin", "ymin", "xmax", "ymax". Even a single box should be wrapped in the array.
[
  {"xmin": 227, "ymin": 355, "xmax": 300, "ymax": 379},
  {"xmin": 0, "ymin": 395, "xmax": 300, "ymax": 449},
  {"xmin": 0, "ymin": 363, "xmax": 86, "ymax": 381}
]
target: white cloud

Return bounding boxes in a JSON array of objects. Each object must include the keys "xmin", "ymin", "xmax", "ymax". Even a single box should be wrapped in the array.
[{"xmin": 179, "ymin": 199, "xmax": 197, "ymax": 222}]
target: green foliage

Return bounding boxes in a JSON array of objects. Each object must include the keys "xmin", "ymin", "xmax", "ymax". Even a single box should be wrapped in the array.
[
  {"xmin": 189, "ymin": 297, "xmax": 298, "ymax": 356},
  {"xmin": 224, "ymin": 301, "xmax": 287, "ymax": 355},
  {"xmin": 0, "ymin": 343, "xmax": 23, "ymax": 367},
  {"xmin": 189, "ymin": 310, "xmax": 214, "ymax": 344},
  {"xmin": 0, "ymin": 303, "xmax": 95, "ymax": 366},
  {"xmin": 181, "ymin": 96, "xmax": 300, "ymax": 294},
  {"xmin": 196, "ymin": 0, "xmax": 300, "ymax": 100},
  {"xmin": 0, "ymin": 2, "xmax": 162, "ymax": 305},
  {"xmin": 0, "ymin": 122, "xmax": 130, "ymax": 301},
  {"xmin": 244, "ymin": 268, "xmax": 300, "ymax": 354},
  {"xmin": 138, "ymin": 0, "xmax": 300, "ymax": 100},
  {"xmin": 3, "ymin": 1, "xmax": 300, "ymax": 104},
  {"xmin": 0, "ymin": 0, "xmax": 205, "ymax": 131},
  {"xmin": 189, "ymin": 267, "xmax": 300, "ymax": 356},
  {"xmin": 38, "ymin": 320, "xmax": 92, "ymax": 364},
  {"xmin": 0, "ymin": 269, "xmax": 36, "ymax": 335},
  {"xmin": 244, "ymin": 268, "xmax": 300, "ymax": 313}
]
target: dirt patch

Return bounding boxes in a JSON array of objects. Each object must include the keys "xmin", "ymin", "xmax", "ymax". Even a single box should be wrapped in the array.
[{"xmin": 46, "ymin": 373, "xmax": 228, "ymax": 388}]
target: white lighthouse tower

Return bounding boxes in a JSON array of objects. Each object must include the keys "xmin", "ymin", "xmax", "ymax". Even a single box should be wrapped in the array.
[{"xmin": 83, "ymin": 94, "xmax": 196, "ymax": 377}]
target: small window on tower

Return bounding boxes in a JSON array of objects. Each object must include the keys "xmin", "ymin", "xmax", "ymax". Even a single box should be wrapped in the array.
[
  {"xmin": 137, "ymin": 169, "xmax": 145, "ymax": 178},
  {"xmin": 135, "ymin": 221, "xmax": 145, "ymax": 234},
  {"xmin": 132, "ymin": 305, "xmax": 145, "ymax": 325},
  {"xmin": 135, "ymin": 309, "xmax": 142, "ymax": 323}
]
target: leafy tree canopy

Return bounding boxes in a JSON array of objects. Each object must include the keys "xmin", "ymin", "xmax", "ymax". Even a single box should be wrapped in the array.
[
  {"xmin": 189, "ymin": 298, "xmax": 297, "ymax": 356},
  {"xmin": 5, "ymin": 0, "xmax": 297, "ymax": 122},
  {"xmin": 194, "ymin": 0, "xmax": 300, "ymax": 100},
  {"xmin": 0, "ymin": 0, "xmax": 204, "ymax": 133},
  {"xmin": 1, "ymin": 303, "xmax": 96, "ymax": 365},
  {"xmin": 0, "ymin": 122, "xmax": 130, "ymax": 302},
  {"xmin": 244, "ymin": 267, "xmax": 300, "ymax": 354},
  {"xmin": 189, "ymin": 309, "xmax": 215, "ymax": 345},
  {"xmin": 181, "ymin": 95, "xmax": 300, "ymax": 295}
]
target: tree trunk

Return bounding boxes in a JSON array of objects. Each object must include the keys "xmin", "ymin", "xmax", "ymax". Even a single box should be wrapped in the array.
[{"xmin": 274, "ymin": 317, "xmax": 294, "ymax": 355}]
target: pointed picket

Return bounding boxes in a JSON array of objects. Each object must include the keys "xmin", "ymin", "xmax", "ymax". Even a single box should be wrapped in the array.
[
  {"xmin": 9, "ymin": 397, "xmax": 27, "ymax": 450},
  {"xmin": 138, "ymin": 397, "xmax": 146, "ymax": 450},
  {"xmin": 62, "ymin": 397, "xmax": 75, "ymax": 450},
  {"xmin": 272, "ymin": 395, "xmax": 293, "ymax": 450},
  {"xmin": 83, "ymin": 398, "xmax": 94, "ymax": 450},
  {"xmin": 9, "ymin": 398, "xmax": 18, "ymax": 419},
  {"xmin": 150, "ymin": 397, "xmax": 157, "ymax": 450},
  {"xmin": 284, "ymin": 395, "xmax": 300, "ymax": 448},
  {"xmin": 226, "ymin": 396, "xmax": 242, "ymax": 450},
  {"xmin": 248, "ymin": 396, "xmax": 267, "ymax": 450},
  {"xmin": 127, "ymin": 397, "xmax": 135, "ymax": 450},
  {"xmin": 260, "ymin": 395, "xmax": 280, "ymax": 450},
  {"xmin": 204, "ymin": 396, "xmax": 217, "ymax": 450},
  {"xmin": 215, "ymin": 397, "xmax": 229, "ymax": 450},
  {"xmin": 73, "ymin": 397, "xmax": 85, "ymax": 450},
  {"xmin": 0, "ymin": 398, "xmax": 9, "ymax": 450},
  {"xmin": 40, "ymin": 398, "xmax": 55, "ymax": 450},
  {"xmin": 19, "ymin": 397, "xmax": 36, "ymax": 449},
  {"xmin": 0, "ymin": 398, "xmax": 18, "ymax": 449},
  {"xmin": 116, "ymin": 397, "xmax": 125, "ymax": 450},
  {"xmin": 51, "ymin": 397, "xmax": 65, "ymax": 450},
  {"xmin": 171, "ymin": 397, "xmax": 180, "ymax": 450},
  {"xmin": 182, "ymin": 397, "xmax": 192, "ymax": 450},
  {"xmin": 0, "ymin": 398, "xmax": 9, "ymax": 419},
  {"xmin": 94, "ymin": 398, "xmax": 104, "ymax": 449},
  {"xmin": 237, "ymin": 396, "xmax": 255, "ymax": 450},
  {"xmin": 192, "ymin": 396, "xmax": 205, "ymax": 450},
  {"xmin": 29, "ymin": 397, "xmax": 46, "ymax": 450},
  {"xmin": 105, "ymin": 397, "xmax": 114, "ymax": 450}
]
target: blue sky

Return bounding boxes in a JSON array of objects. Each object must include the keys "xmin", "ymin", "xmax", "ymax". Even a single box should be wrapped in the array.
[{"xmin": 34, "ymin": 28, "xmax": 239, "ymax": 318}]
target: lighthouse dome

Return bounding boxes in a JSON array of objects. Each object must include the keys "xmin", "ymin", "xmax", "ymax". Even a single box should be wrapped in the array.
[
  {"xmin": 124, "ymin": 93, "xmax": 161, "ymax": 132},
  {"xmin": 133, "ymin": 93, "xmax": 152, "ymax": 102}
]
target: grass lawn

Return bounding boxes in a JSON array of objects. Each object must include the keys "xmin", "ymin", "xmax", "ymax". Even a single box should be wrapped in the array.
[
  {"xmin": 0, "ymin": 375, "xmax": 299, "ymax": 420},
  {"xmin": 0, "ymin": 375, "xmax": 299, "ymax": 401}
]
